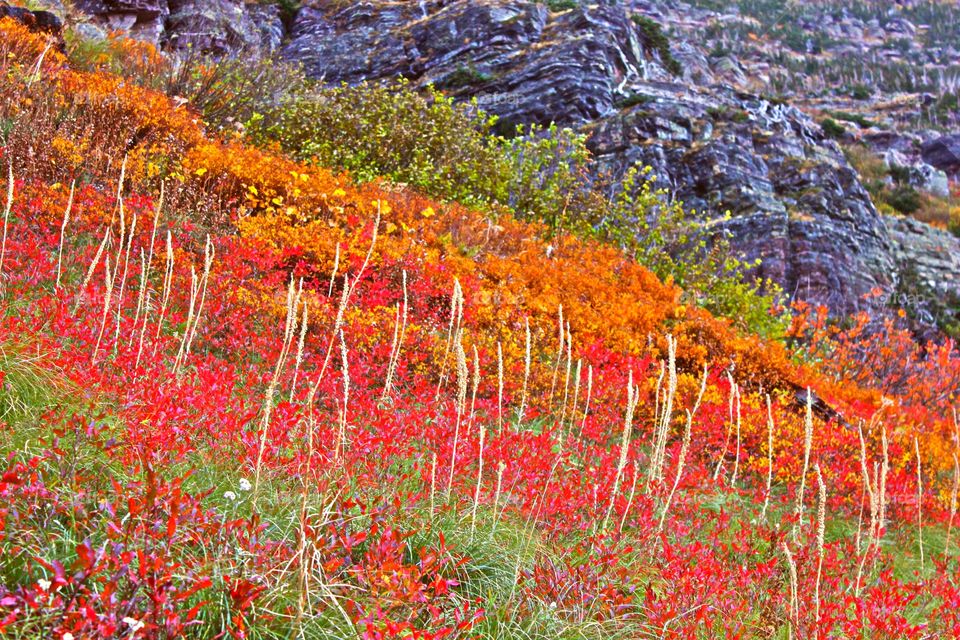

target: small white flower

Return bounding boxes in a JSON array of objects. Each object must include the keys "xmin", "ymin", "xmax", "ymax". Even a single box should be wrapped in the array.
[
  {"xmin": 224, "ymin": 491, "xmax": 237, "ymax": 501},
  {"xmin": 37, "ymin": 578, "xmax": 51, "ymax": 591},
  {"xmin": 123, "ymin": 616, "xmax": 145, "ymax": 632},
  {"xmin": 63, "ymin": 634, "xmax": 74, "ymax": 640},
  {"xmin": 238, "ymin": 478, "xmax": 252, "ymax": 492}
]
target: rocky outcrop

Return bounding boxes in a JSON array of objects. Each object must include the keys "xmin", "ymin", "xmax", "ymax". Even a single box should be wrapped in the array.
[
  {"xmin": 71, "ymin": 0, "xmax": 280, "ymax": 54},
  {"xmin": 921, "ymin": 134, "xmax": 960, "ymax": 175},
  {"xmin": 279, "ymin": 0, "xmax": 917, "ymax": 319}
]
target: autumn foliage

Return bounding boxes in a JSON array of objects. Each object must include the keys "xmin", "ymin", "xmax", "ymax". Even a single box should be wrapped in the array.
[{"xmin": 1, "ymin": 16, "xmax": 960, "ymax": 639}]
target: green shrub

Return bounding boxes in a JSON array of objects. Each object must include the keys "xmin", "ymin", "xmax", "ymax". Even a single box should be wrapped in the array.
[
  {"xmin": 820, "ymin": 117, "xmax": 846, "ymax": 139},
  {"xmin": 887, "ymin": 186, "xmax": 922, "ymax": 216},
  {"xmin": 247, "ymin": 79, "xmax": 786, "ymax": 338},
  {"xmin": 546, "ymin": 0, "xmax": 579, "ymax": 11},
  {"xmin": 631, "ymin": 15, "xmax": 683, "ymax": 77}
]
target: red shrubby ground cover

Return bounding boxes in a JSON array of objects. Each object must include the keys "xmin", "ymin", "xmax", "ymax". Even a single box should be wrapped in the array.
[{"xmin": 1, "ymin": 16, "xmax": 960, "ymax": 638}]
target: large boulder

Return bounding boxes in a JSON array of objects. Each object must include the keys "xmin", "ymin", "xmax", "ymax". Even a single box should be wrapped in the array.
[{"xmin": 921, "ymin": 134, "xmax": 960, "ymax": 175}]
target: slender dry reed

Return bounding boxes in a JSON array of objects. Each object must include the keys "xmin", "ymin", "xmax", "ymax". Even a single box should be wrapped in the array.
[
  {"xmin": 55, "ymin": 180, "xmax": 76, "ymax": 288},
  {"xmin": 492, "ymin": 460, "xmax": 506, "ymax": 535},
  {"xmin": 793, "ymin": 388, "xmax": 814, "ymax": 542},
  {"xmin": 289, "ymin": 300, "xmax": 309, "ymax": 400},
  {"xmin": 602, "ymin": 370, "xmax": 639, "ymax": 533},
  {"xmin": 381, "ymin": 270, "xmax": 408, "ymax": 402},
  {"xmin": 327, "ymin": 242, "xmax": 340, "ymax": 297},
  {"xmin": 497, "ymin": 341, "xmax": 504, "ymax": 431},
  {"xmin": 548, "ymin": 304, "xmax": 564, "ymax": 408},
  {"xmin": 446, "ymin": 329, "xmax": 468, "ymax": 500},
  {"xmin": 252, "ymin": 278, "xmax": 302, "ymax": 510},
  {"xmin": 430, "ymin": 452, "xmax": 438, "ymax": 523},
  {"xmin": 468, "ymin": 344, "xmax": 480, "ymax": 434},
  {"xmin": 134, "ymin": 181, "xmax": 162, "ymax": 330},
  {"xmin": 761, "ymin": 394, "xmax": 775, "ymax": 519},
  {"xmin": 915, "ymin": 436, "xmax": 924, "ymax": 573},
  {"xmin": 947, "ymin": 452, "xmax": 959, "ymax": 558},
  {"xmin": 648, "ymin": 335, "xmax": 677, "ymax": 488},
  {"xmin": 814, "ymin": 464, "xmax": 826, "ymax": 628},
  {"xmin": 470, "ymin": 424, "xmax": 486, "ymax": 539},
  {"xmin": 657, "ymin": 363, "xmax": 708, "ymax": 533},
  {"xmin": 559, "ymin": 324, "xmax": 572, "ymax": 426},
  {"xmin": 578, "ymin": 364, "xmax": 593, "ymax": 439},
  {"xmin": 517, "ymin": 317, "xmax": 530, "ymax": 425},
  {"xmin": 154, "ymin": 231, "xmax": 174, "ymax": 340},
  {"xmin": 783, "ymin": 542, "xmax": 799, "ymax": 640},
  {"xmin": 730, "ymin": 385, "xmax": 742, "ymax": 486},
  {"xmin": 435, "ymin": 279, "xmax": 463, "ymax": 401},
  {"xmin": 112, "ymin": 210, "xmax": 137, "ymax": 346},
  {"xmin": 335, "ymin": 329, "xmax": 350, "ymax": 462},
  {"xmin": 0, "ymin": 162, "xmax": 14, "ymax": 281},
  {"xmin": 183, "ymin": 236, "xmax": 214, "ymax": 356},
  {"xmin": 91, "ymin": 256, "xmax": 114, "ymax": 362},
  {"xmin": 712, "ymin": 370, "xmax": 737, "ymax": 481},
  {"xmin": 135, "ymin": 291, "xmax": 151, "ymax": 369}
]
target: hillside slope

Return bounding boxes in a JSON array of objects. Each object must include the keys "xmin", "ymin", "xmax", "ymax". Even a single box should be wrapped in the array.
[{"xmin": 0, "ymin": 9, "xmax": 959, "ymax": 640}]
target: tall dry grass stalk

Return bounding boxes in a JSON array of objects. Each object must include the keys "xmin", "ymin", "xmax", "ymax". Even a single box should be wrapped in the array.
[
  {"xmin": 730, "ymin": 385, "xmax": 742, "ymax": 486},
  {"xmin": 761, "ymin": 394, "xmax": 775, "ymax": 519},
  {"xmin": 446, "ymin": 329, "xmax": 468, "ymax": 500},
  {"xmin": 578, "ymin": 364, "xmax": 593, "ymax": 439},
  {"xmin": 619, "ymin": 463, "xmax": 642, "ymax": 535},
  {"xmin": 435, "ymin": 278, "xmax": 463, "ymax": 401},
  {"xmin": 0, "ymin": 163, "xmax": 14, "ymax": 281},
  {"xmin": 55, "ymin": 180, "xmax": 76, "ymax": 289},
  {"xmin": 915, "ymin": 436, "xmax": 925, "ymax": 573},
  {"xmin": 712, "ymin": 370, "xmax": 737, "ymax": 481},
  {"xmin": 814, "ymin": 464, "xmax": 826, "ymax": 628},
  {"xmin": 559, "ymin": 324, "xmax": 572, "ymax": 426},
  {"xmin": 782, "ymin": 542, "xmax": 799, "ymax": 640},
  {"xmin": 648, "ymin": 335, "xmax": 677, "ymax": 488},
  {"xmin": 134, "ymin": 181, "xmax": 162, "ymax": 330},
  {"xmin": 131, "ymin": 249, "xmax": 147, "ymax": 349},
  {"xmin": 468, "ymin": 344, "xmax": 480, "ymax": 434},
  {"xmin": 335, "ymin": 329, "xmax": 350, "ymax": 462},
  {"xmin": 793, "ymin": 388, "xmax": 814, "ymax": 542},
  {"xmin": 75, "ymin": 225, "xmax": 112, "ymax": 312},
  {"xmin": 381, "ymin": 270, "xmax": 408, "ymax": 402},
  {"xmin": 548, "ymin": 305, "xmax": 564, "ymax": 408},
  {"xmin": 183, "ymin": 236, "xmax": 214, "ymax": 356},
  {"xmin": 947, "ymin": 452, "xmax": 959, "ymax": 558},
  {"xmin": 112, "ymin": 210, "xmax": 137, "ymax": 346},
  {"xmin": 110, "ymin": 157, "xmax": 127, "ymax": 292},
  {"xmin": 602, "ymin": 370, "xmax": 639, "ymax": 533},
  {"xmin": 470, "ymin": 424, "xmax": 486, "ymax": 540},
  {"xmin": 568, "ymin": 359, "xmax": 582, "ymax": 436},
  {"xmin": 657, "ymin": 363, "xmax": 708, "ymax": 533},
  {"xmin": 252, "ymin": 277, "xmax": 302, "ymax": 510},
  {"xmin": 327, "ymin": 242, "xmax": 340, "ymax": 297},
  {"xmin": 517, "ymin": 317, "xmax": 530, "ymax": 425},
  {"xmin": 497, "ymin": 341, "xmax": 504, "ymax": 431},
  {"xmin": 289, "ymin": 299, "xmax": 309, "ymax": 400},
  {"xmin": 135, "ymin": 291, "xmax": 151, "ymax": 369},
  {"xmin": 154, "ymin": 231, "xmax": 174, "ymax": 341},
  {"xmin": 430, "ymin": 451, "xmax": 438, "ymax": 523},
  {"xmin": 171, "ymin": 266, "xmax": 198, "ymax": 376},
  {"xmin": 492, "ymin": 460, "xmax": 506, "ymax": 535},
  {"xmin": 91, "ymin": 256, "xmax": 114, "ymax": 362}
]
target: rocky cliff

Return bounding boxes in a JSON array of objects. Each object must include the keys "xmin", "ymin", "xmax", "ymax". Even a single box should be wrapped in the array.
[{"xmin": 15, "ymin": 0, "xmax": 960, "ymax": 335}]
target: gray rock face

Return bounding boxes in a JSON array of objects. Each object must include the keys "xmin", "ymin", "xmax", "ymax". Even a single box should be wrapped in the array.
[
  {"xmin": 72, "ymin": 0, "xmax": 280, "ymax": 54},
  {"xmin": 921, "ymin": 134, "xmax": 960, "ymax": 175},
  {"xmin": 585, "ymin": 87, "xmax": 897, "ymax": 315}
]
